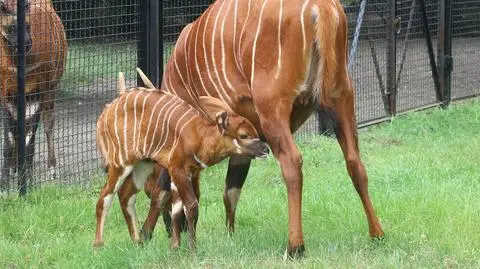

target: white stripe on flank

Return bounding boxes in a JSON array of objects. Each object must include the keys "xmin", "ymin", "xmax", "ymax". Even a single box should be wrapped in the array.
[
  {"xmin": 238, "ymin": 0, "xmax": 251, "ymax": 70},
  {"xmin": 165, "ymin": 68, "xmax": 178, "ymax": 96},
  {"xmin": 174, "ymin": 52, "xmax": 196, "ymax": 102},
  {"xmin": 232, "ymin": 0, "xmax": 241, "ymax": 72},
  {"xmin": 146, "ymin": 95, "xmax": 172, "ymax": 155},
  {"xmin": 136, "ymin": 91, "xmax": 153, "ymax": 156},
  {"xmin": 103, "ymin": 105, "xmax": 115, "ymax": 167},
  {"xmin": 275, "ymin": 0, "xmax": 283, "ymax": 79},
  {"xmin": 123, "ymin": 92, "xmax": 133, "ymax": 163},
  {"xmin": 163, "ymin": 107, "xmax": 194, "ymax": 160},
  {"xmin": 184, "ymin": 24, "xmax": 194, "ymax": 90},
  {"xmin": 202, "ymin": 5, "xmax": 215, "ymax": 97},
  {"xmin": 142, "ymin": 95, "xmax": 165, "ymax": 155},
  {"xmin": 113, "ymin": 97, "xmax": 125, "ymax": 166},
  {"xmin": 168, "ymin": 116, "xmax": 196, "ymax": 162},
  {"xmin": 300, "ymin": 0, "xmax": 310, "ymax": 54},
  {"xmin": 210, "ymin": 0, "xmax": 234, "ymax": 105},
  {"xmin": 193, "ymin": 13, "xmax": 210, "ymax": 96},
  {"xmin": 151, "ymin": 99, "xmax": 184, "ymax": 157},
  {"xmin": 132, "ymin": 92, "xmax": 141, "ymax": 158},
  {"xmin": 251, "ymin": 0, "xmax": 270, "ymax": 86},
  {"xmin": 220, "ymin": 0, "xmax": 235, "ymax": 92}
]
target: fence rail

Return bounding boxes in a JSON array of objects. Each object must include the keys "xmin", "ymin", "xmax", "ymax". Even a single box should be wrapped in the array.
[{"xmin": 0, "ymin": 0, "xmax": 477, "ymax": 195}]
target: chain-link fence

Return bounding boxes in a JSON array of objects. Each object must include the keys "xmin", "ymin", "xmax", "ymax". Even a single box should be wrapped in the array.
[{"xmin": 0, "ymin": 0, "xmax": 477, "ymax": 194}]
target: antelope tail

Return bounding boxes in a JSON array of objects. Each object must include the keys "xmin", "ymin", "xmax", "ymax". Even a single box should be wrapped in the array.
[
  {"xmin": 313, "ymin": 3, "xmax": 339, "ymax": 108},
  {"xmin": 136, "ymin": 68, "xmax": 156, "ymax": 90}
]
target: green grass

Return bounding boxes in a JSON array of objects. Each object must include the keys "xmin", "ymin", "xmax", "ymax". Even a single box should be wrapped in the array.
[{"xmin": 1, "ymin": 99, "xmax": 480, "ymax": 268}]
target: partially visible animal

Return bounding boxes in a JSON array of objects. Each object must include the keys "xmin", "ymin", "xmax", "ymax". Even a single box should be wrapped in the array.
[
  {"xmin": 0, "ymin": 0, "xmax": 67, "ymax": 189},
  {"xmin": 94, "ymin": 69, "xmax": 269, "ymax": 249},
  {"xmin": 139, "ymin": 0, "xmax": 384, "ymax": 257}
]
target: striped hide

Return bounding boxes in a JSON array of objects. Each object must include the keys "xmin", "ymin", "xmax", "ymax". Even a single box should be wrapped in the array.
[
  {"xmin": 0, "ymin": 0, "xmax": 67, "ymax": 189},
  {"xmin": 144, "ymin": 0, "xmax": 385, "ymax": 258},
  {"xmin": 93, "ymin": 69, "xmax": 268, "ymax": 249}
]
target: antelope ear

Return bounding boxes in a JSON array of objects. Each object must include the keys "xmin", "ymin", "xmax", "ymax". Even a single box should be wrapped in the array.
[
  {"xmin": 198, "ymin": 96, "xmax": 234, "ymax": 122},
  {"xmin": 136, "ymin": 67, "xmax": 156, "ymax": 89},
  {"xmin": 215, "ymin": 111, "xmax": 229, "ymax": 134},
  {"xmin": 117, "ymin": 72, "xmax": 126, "ymax": 95}
]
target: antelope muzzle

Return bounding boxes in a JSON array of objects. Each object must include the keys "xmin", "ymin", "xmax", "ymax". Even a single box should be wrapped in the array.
[{"xmin": 244, "ymin": 140, "xmax": 270, "ymax": 160}]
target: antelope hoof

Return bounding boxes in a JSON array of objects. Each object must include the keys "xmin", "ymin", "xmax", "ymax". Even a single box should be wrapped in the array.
[
  {"xmin": 284, "ymin": 244, "xmax": 305, "ymax": 260},
  {"xmin": 370, "ymin": 235, "xmax": 385, "ymax": 242},
  {"xmin": 140, "ymin": 227, "xmax": 153, "ymax": 241},
  {"xmin": 92, "ymin": 240, "xmax": 104, "ymax": 248}
]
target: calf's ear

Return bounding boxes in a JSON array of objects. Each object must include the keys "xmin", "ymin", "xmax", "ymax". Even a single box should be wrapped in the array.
[
  {"xmin": 215, "ymin": 111, "xmax": 229, "ymax": 134},
  {"xmin": 198, "ymin": 96, "xmax": 233, "ymax": 123}
]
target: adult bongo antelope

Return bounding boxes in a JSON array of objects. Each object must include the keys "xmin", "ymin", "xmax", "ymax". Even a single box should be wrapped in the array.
[
  {"xmin": 94, "ymin": 69, "xmax": 269, "ymax": 248},
  {"xmin": 0, "ymin": 0, "xmax": 67, "ymax": 188},
  {"xmin": 146, "ymin": 0, "xmax": 385, "ymax": 257}
]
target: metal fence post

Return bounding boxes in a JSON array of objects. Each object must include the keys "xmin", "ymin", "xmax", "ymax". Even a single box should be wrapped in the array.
[
  {"xmin": 438, "ymin": 0, "xmax": 453, "ymax": 108},
  {"xmin": 386, "ymin": 0, "xmax": 397, "ymax": 116},
  {"xmin": 138, "ymin": 0, "xmax": 161, "ymax": 88},
  {"xmin": 17, "ymin": 0, "xmax": 27, "ymax": 197}
]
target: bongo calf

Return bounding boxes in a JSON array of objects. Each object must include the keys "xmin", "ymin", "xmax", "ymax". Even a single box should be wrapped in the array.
[{"xmin": 94, "ymin": 69, "xmax": 269, "ymax": 249}]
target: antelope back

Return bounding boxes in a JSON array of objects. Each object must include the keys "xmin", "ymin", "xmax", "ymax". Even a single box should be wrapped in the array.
[{"xmin": 96, "ymin": 87, "xmax": 201, "ymax": 168}]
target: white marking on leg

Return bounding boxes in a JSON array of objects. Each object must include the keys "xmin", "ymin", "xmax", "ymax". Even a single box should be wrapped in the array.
[
  {"xmin": 25, "ymin": 130, "xmax": 33, "ymax": 147},
  {"xmin": 114, "ymin": 165, "xmax": 134, "ymax": 193},
  {"xmin": 126, "ymin": 194, "xmax": 140, "ymax": 242},
  {"xmin": 156, "ymin": 190, "xmax": 170, "ymax": 209},
  {"xmin": 233, "ymin": 138, "xmax": 242, "ymax": 154},
  {"xmin": 170, "ymin": 182, "xmax": 178, "ymax": 192},
  {"xmin": 193, "ymin": 154, "xmax": 208, "ymax": 168},
  {"xmin": 275, "ymin": 0, "xmax": 283, "ymax": 79},
  {"xmin": 300, "ymin": 0, "xmax": 310, "ymax": 54},
  {"xmin": 132, "ymin": 161, "xmax": 154, "ymax": 189},
  {"xmin": 172, "ymin": 199, "xmax": 183, "ymax": 217},
  {"xmin": 25, "ymin": 102, "xmax": 40, "ymax": 120},
  {"xmin": 251, "ymin": 0, "xmax": 270, "ymax": 86},
  {"xmin": 98, "ymin": 193, "xmax": 114, "ymax": 241},
  {"xmin": 227, "ymin": 188, "xmax": 241, "ymax": 213}
]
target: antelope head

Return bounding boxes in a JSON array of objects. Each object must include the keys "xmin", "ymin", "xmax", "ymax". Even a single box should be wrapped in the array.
[
  {"xmin": 0, "ymin": 0, "xmax": 32, "ymax": 53},
  {"xmin": 198, "ymin": 96, "xmax": 270, "ymax": 160}
]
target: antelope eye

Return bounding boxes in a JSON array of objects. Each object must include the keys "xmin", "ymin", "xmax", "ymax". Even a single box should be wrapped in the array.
[{"xmin": 239, "ymin": 134, "xmax": 248, "ymax": 139}]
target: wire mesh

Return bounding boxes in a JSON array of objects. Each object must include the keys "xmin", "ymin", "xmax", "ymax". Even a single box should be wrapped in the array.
[
  {"xmin": 0, "ymin": 0, "xmax": 141, "ymax": 194},
  {"xmin": 451, "ymin": 0, "xmax": 480, "ymax": 100},
  {"xmin": 395, "ymin": 0, "xmax": 440, "ymax": 112},
  {"xmin": 0, "ymin": 0, "xmax": 477, "ymax": 194}
]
